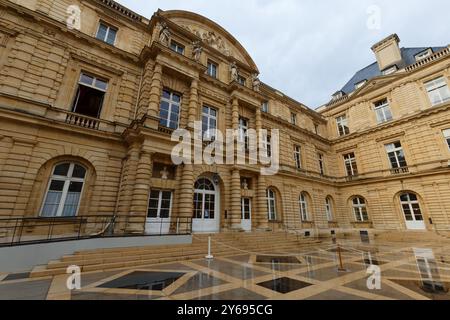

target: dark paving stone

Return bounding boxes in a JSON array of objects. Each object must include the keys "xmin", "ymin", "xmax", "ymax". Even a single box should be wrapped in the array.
[
  {"xmin": 99, "ymin": 271, "xmax": 185, "ymax": 291},
  {"xmin": 298, "ymin": 263, "xmax": 365, "ymax": 282},
  {"xmin": 80, "ymin": 271, "xmax": 122, "ymax": 288},
  {"xmin": 0, "ymin": 279, "xmax": 51, "ymax": 300},
  {"xmin": 256, "ymin": 255, "xmax": 301, "ymax": 264},
  {"xmin": 3, "ymin": 273, "xmax": 30, "ymax": 281},
  {"xmin": 226, "ymin": 255, "xmax": 252, "ymax": 263},
  {"xmin": 257, "ymin": 277, "xmax": 312, "ymax": 294},
  {"xmin": 194, "ymin": 288, "xmax": 266, "ymax": 300},
  {"xmin": 389, "ymin": 279, "xmax": 450, "ymax": 300},
  {"xmin": 173, "ymin": 273, "xmax": 227, "ymax": 295}
]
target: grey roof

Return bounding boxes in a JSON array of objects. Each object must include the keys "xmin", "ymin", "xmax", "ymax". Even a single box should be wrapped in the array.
[{"xmin": 340, "ymin": 47, "xmax": 446, "ymax": 95}]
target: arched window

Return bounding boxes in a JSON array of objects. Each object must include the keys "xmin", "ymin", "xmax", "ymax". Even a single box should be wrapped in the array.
[
  {"xmin": 400, "ymin": 193, "xmax": 425, "ymax": 229},
  {"xmin": 267, "ymin": 188, "xmax": 277, "ymax": 221},
  {"xmin": 299, "ymin": 192, "xmax": 309, "ymax": 221},
  {"xmin": 352, "ymin": 197, "xmax": 369, "ymax": 222},
  {"xmin": 325, "ymin": 196, "xmax": 334, "ymax": 221},
  {"xmin": 40, "ymin": 162, "xmax": 87, "ymax": 217},
  {"xmin": 194, "ymin": 178, "xmax": 215, "ymax": 191}
]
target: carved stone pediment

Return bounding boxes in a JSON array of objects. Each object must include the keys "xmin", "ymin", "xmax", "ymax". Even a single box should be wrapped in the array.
[{"xmin": 181, "ymin": 25, "xmax": 231, "ymax": 56}]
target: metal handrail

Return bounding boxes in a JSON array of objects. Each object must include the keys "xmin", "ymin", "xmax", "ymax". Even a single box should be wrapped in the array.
[{"xmin": 0, "ymin": 215, "xmax": 193, "ymax": 247}]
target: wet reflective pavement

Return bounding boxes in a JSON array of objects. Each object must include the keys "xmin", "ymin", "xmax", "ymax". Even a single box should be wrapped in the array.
[{"xmin": 2, "ymin": 238, "xmax": 450, "ymax": 300}]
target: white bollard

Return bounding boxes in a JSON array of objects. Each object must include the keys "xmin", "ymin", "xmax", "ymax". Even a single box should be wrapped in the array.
[{"xmin": 205, "ymin": 236, "xmax": 214, "ymax": 259}]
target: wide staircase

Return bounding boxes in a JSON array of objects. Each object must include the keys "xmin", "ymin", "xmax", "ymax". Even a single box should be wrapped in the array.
[{"xmin": 29, "ymin": 232, "xmax": 321, "ymax": 278}]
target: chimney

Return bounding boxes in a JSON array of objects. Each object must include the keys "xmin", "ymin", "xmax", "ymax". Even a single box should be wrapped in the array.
[{"xmin": 371, "ymin": 34, "xmax": 402, "ymax": 71}]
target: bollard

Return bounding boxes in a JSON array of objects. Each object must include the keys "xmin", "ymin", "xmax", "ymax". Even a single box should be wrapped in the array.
[
  {"xmin": 205, "ymin": 236, "xmax": 214, "ymax": 259},
  {"xmin": 337, "ymin": 245, "xmax": 346, "ymax": 272}
]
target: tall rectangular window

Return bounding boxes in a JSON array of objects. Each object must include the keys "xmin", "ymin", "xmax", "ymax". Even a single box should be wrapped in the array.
[
  {"xmin": 238, "ymin": 117, "xmax": 249, "ymax": 150},
  {"xmin": 336, "ymin": 115, "xmax": 350, "ymax": 136},
  {"xmin": 238, "ymin": 76, "xmax": 246, "ymax": 86},
  {"xmin": 170, "ymin": 40, "xmax": 185, "ymax": 54},
  {"xmin": 318, "ymin": 153, "xmax": 325, "ymax": 175},
  {"xmin": 294, "ymin": 145, "xmax": 302, "ymax": 169},
  {"xmin": 291, "ymin": 112, "xmax": 297, "ymax": 125},
  {"xmin": 443, "ymin": 129, "xmax": 450, "ymax": 150},
  {"xmin": 147, "ymin": 190, "xmax": 172, "ymax": 219},
  {"xmin": 159, "ymin": 89, "xmax": 181, "ymax": 129},
  {"xmin": 72, "ymin": 73, "xmax": 108, "ymax": 118},
  {"xmin": 261, "ymin": 101, "xmax": 269, "ymax": 113},
  {"xmin": 207, "ymin": 60, "xmax": 218, "ymax": 78},
  {"xmin": 96, "ymin": 22, "xmax": 117, "ymax": 45},
  {"xmin": 202, "ymin": 106, "xmax": 217, "ymax": 140},
  {"xmin": 425, "ymin": 77, "xmax": 450, "ymax": 106},
  {"xmin": 385, "ymin": 141, "xmax": 407, "ymax": 169},
  {"xmin": 343, "ymin": 152, "xmax": 358, "ymax": 176},
  {"xmin": 263, "ymin": 134, "xmax": 272, "ymax": 158},
  {"xmin": 374, "ymin": 98, "xmax": 393, "ymax": 124}
]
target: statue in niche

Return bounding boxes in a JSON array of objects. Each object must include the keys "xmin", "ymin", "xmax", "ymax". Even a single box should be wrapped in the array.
[
  {"xmin": 192, "ymin": 41, "xmax": 203, "ymax": 62},
  {"xmin": 230, "ymin": 61, "xmax": 239, "ymax": 82},
  {"xmin": 160, "ymin": 166, "xmax": 169, "ymax": 180},
  {"xmin": 242, "ymin": 179, "xmax": 249, "ymax": 190},
  {"xmin": 159, "ymin": 22, "xmax": 171, "ymax": 46},
  {"xmin": 252, "ymin": 73, "xmax": 261, "ymax": 92}
]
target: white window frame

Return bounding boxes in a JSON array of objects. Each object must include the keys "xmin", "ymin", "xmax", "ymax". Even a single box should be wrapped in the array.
[
  {"xmin": 382, "ymin": 65, "xmax": 398, "ymax": 76},
  {"xmin": 294, "ymin": 145, "xmax": 302, "ymax": 169},
  {"xmin": 355, "ymin": 80, "xmax": 367, "ymax": 90},
  {"xmin": 147, "ymin": 190, "xmax": 173, "ymax": 219},
  {"xmin": 238, "ymin": 117, "xmax": 249, "ymax": 150},
  {"xmin": 336, "ymin": 115, "xmax": 350, "ymax": 136},
  {"xmin": 291, "ymin": 112, "xmax": 297, "ymax": 125},
  {"xmin": 299, "ymin": 193, "xmax": 309, "ymax": 221},
  {"xmin": 202, "ymin": 105, "xmax": 217, "ymax": 140},
  {"xmin": 353, "ymin": 197, "xmax": 369, "ymax": 222},
  {"xmin": 160, "ymin": 89, "xmax": 181, "ymax": 129},
  {"xmin": 415, "ymin": 49, "xmax": 432, "ymax": 61},
  {"xmin": 325, "ymin": 197, "xmax": 333, "ymax": 222},
  {"xmin": 443, "ymin": 129, "xmax": 450, "ymax": 150},
  {"xmin": 385, "ymin": 141, "xmax": 407, "ymax": 169},
  {"xmin": 343, "ymin": 152, "xmax": 358, "ymax": 176},
  {"xmin": 238, "ymin": 76, "xmax": 246, "ymax": 86},
  {"xmin": 261, "ymin": 101, "xmax": 269, "ymax": 113},
  {"xmin": 170, "ymin": 40, "xmax": 185, "ymax": 54},
  {"xmin": 241, "ymin": 197, "xmax": 251, "ymax": 220},
  {"xmin": 400, "ymin": 193, "xmax": 423, "ymax": 223},
  {"xmin": 207, "ymin": 60, "xmax": 218, "ymax": 78},
  {"xmin": 425, "ymin": 77, "xmax": 450, "ymax": 106},
  {"xmin": 40, "ymin": 163, "xmax": 86, "ymax": 217},
  {"xmin": 267, "ymin": 189, "xmax": 277, "ymax": 221},
  {"xmin": 96, "ymin": 22, "xmax": 117, "ymax": 45},
  {"xmin": 374, "ymin": 98, "xmax": 393, "ymax": 124},
  {"xmin": 262, "ymin": 133, "xmax": 272, "ymax": 158}
]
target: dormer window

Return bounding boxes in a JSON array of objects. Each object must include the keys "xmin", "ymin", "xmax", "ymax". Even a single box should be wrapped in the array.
[
  {"xmin": 355, "ymin": 80, "xmax": 367, "ymax": 90},
  {"xmin": 170, "ymin": 40, "xmax": 185, "ymax": 55},
  {"xmin": 382, "ymin": 65, "xmax": 398, "ymax": 75},
  {"xmin": 415, "ymin": 49, "xmax": 432, "ymax": 62},
  {"xmin": 96, "ymin": 22, "xmax": 117, "ymax": 45},
  {"xmin": 238, "ymin": 76, "xmax": 246, "ymax": 86},
  {"xmin": 332, "ymin": 91, "xmax": 345, "ymax": 100}
]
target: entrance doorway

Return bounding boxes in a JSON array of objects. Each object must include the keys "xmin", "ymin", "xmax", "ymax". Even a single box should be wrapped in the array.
[
  {"xmin": 400, "ymin": 193, "xmax": 426, "ymax": 230},
  {"xmin": 192, "ymin": 178, "xmax": 220, "ymax": 233},
  {"xmin": 241, "ymin": 198, "xmax": 252, "ymax": 231}
]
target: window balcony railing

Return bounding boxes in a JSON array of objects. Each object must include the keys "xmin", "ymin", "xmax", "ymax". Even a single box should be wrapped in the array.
[
  {"xmin": 65, "ymin": 113, "xmax": 100, "ymax": 130},
  {"xmin": 390, "ymin": 166, "xmax": 409, "ymax": 175}
]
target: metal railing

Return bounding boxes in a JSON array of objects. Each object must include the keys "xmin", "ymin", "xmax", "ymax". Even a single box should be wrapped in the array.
[{"xmin": 0, "ymin": 215, "xmax": 193, "ymax": 247}]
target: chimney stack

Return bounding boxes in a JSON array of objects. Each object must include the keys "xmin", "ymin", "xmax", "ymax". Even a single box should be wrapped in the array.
[{"xmin": 371, "ymin": 34, "xmax": 402, "ymax": 71}]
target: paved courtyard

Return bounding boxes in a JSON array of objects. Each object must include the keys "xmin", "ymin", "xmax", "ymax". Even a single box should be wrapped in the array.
[{"xmin": 1, "ymin": 238, "xmax": 450, "ymax": 300}]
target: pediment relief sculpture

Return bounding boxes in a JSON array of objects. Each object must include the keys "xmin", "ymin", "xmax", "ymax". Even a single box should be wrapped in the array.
[{"xmin": 181, "ymin": 25, "xmax": 231, "ymax": 56}]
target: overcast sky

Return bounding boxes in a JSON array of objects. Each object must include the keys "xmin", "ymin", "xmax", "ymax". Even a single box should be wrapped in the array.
[{"xmin": 117, "ymin": 0, "xmax": 449, "ymax": 108}]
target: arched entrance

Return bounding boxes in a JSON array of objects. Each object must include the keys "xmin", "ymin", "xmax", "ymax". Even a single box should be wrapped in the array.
[
  {"xmin": 192, "ymin": 177, "xmax": 220, "ymax": 233},
  {"xmin": 400, "ymin": 192, "xmax": 426, "ymax": 230}
]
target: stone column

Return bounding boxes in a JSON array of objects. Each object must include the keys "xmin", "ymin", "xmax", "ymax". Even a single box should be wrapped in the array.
[
  {"xmin": 256, "ymin": 174, "xmax": 268, "ymax": 230},
  {"xmin": 128, "ymin": 151, "xmax": 153, "ymax": 233},
  {"xmin": 147, "ymin": 63, "xmax": 163, "ymax": 120},
  {"xmin": 255, "ymin": 107, "xmax": 262, "ymax": 131},
  {"xmin": 178, "ymin": 164, "xmax": 194, "ymax": 220},
  {"xmin": 188, "ymin": 79, "xmax": 199, "ymax": 129},
  {"xmin": 232, "ymin": 97, "xmax": 239, "ymax": 131},
  {"xmin": 230, "ymin": 168, "xmax": 241, "ymax": 229}
]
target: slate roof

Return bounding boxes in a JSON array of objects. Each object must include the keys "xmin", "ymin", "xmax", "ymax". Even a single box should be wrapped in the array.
[{"xmin": 340, "ymin": 47, "xmax": 446, "ymax": 95}]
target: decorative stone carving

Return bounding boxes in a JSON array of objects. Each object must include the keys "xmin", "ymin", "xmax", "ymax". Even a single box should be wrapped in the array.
[
  {"xmin": 160, "ymin": 166, "xmax": 169, "ymax": 180},
  {"xmin": 230, "ymin": 61, "xmax": 239, "ymax": 82},
  {"xmin": 252, "ymin": 73, "xmax": 261, "ymax": 92},
  {"xmin": 192, "ymin": 41, "xmax": 203, "ymax": 62},
  {"xmin": 159, "ymin": 22, "xmax": 171, "ymax": 46},
  {"xmin": 181, "ymin": 25, "xmax": 231, "ymax": 56},
  {"xmin": 242, "ymin": 179, "xmax": 249, "ymax": 190}
]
